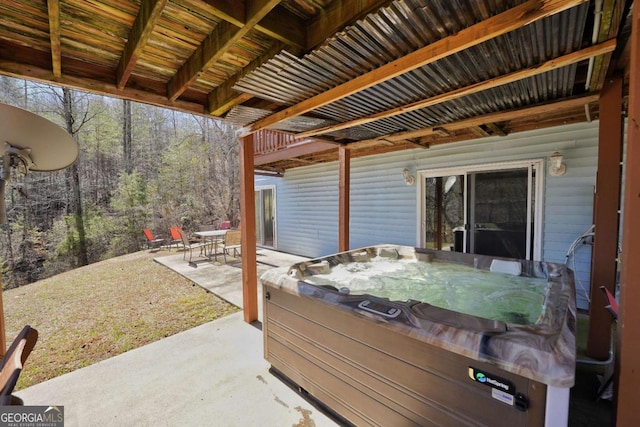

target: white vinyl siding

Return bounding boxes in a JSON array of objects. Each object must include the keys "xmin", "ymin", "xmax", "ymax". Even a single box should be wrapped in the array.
[{"xmin": 258, "ymin": 121, "xmax": 616, "ymax": 309}]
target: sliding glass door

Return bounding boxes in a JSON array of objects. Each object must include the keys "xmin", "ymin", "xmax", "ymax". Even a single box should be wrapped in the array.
[
  {"xmin": 420, "ymin": 161, "xmax": 542, "ymax": 260},
  {"xmin": 468, "ymin": 168, "xmax": 532, "ymax": 259}
]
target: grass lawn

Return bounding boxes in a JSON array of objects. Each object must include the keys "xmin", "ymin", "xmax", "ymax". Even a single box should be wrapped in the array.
[{"xmin": 2, "ymin": 250, "xmax": 239, "ymax": 390}]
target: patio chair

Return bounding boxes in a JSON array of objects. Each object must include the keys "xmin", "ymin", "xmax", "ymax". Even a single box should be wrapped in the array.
[
  {"xmin": 142, "ymin": 228, "xmax": 165, "ymax": 251},
  {"xmin": 0, "ymin": 325, "xmax": 38, "ymax": 405},
  {"xmin": 600, "ymin": 285, "xmax": 618, "ymax": 321},
  {"xmin": 178, "ymin": 229, "xmax": 212, "ymax": 265},
  {"xmin": 168, "ymin": 227, "xmax": 184, "ymax": 250},
  {"xmin": 220, "ymin": 230, "xmax": 242, "ymax": 263}
]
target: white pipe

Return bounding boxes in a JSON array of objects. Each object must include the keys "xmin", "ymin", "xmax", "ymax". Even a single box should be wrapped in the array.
[{"xmin": 585, "ymin": 0, "xmax": 604, "ymax": 90}]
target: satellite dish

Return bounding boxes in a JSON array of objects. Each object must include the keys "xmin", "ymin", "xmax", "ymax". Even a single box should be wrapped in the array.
[{"xmin": 0, "ymin": 103, "xmax": 79, "ymax": 224}]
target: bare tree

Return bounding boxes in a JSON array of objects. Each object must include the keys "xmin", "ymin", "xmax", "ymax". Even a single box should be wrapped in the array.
[
  {"xmin": 123, "ymin": 99, "xmax": 132, "ymax": 174},
  {"xmin": 61, "ymin": 88, "xmax": 88, "ymax": 266}
]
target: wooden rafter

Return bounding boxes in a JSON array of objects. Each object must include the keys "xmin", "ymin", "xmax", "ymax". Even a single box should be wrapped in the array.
[
  {"xmin": 239, "ymin": 0, "xmax": 588, "ymax": 136},
  {"xmin": 305, "ymin": 0, "xmax": 396, "ymax": 49},
  {"xmin": 0, "ymin": 58, "xmax": 205, "ymax": 114},
  {"xmin": 167, "ymin": 0, "xmax": 281, "ymax": 101},
  {"xmin": 207, "ymin": 0, "xmax": 395, "ymax": 115},
  {"xmin": 351, "ymin": 94, "xmax": 600, "ymax": 148},
  {"xmin": 201, "ymin": 0, "xmax": 245, "ymax": 25},
  {"xmin": 204, "ymin": 0, "xmax": 306, "ymax": 49},
  {"xmin": 255, "ymin": 140, "xmax": 337, "ymax": 165},
  {"xmin": 469, "ymin": 126, "xmax": 491, "ymax": 138},
  {"xmin": 117, "ymin": 0, "xmax": 168, "ymax": 91},
  {"xmin": 588, "ymin": 0, "xmax": 629, "ymax": 91},
  {"xmin": 295, "ymin": 40, "xmax": 615, "ymax": 139},
  {"xmin": 485, "ymin": 122, "xmax": 508, "ymax": 136},
  {"xmin": 254, "ymin": 10, "xmax": 305, "ymax": 49},
  {"xmin": 208, "ymin": 42, "xmax": 285, "ymax": 116},
  {"xmin": 47, "ymin": 0, "xmax": 61, "ymax": 78}
]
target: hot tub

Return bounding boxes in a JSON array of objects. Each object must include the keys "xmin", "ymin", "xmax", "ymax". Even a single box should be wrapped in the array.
[{"xmin": 260, "ymin": 245, "xmax": 576, "ymax": 427}]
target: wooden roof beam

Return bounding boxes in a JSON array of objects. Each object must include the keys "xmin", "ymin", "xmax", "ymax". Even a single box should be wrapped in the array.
[
  {"xmin": 295, "ymin": 39, "xmax": 615, "ymax": 139},
  {"xmin": 117, "ymin": 0, "xmax": 168, "ymax": 91},
  {"xmin": 208, "ymin": 42, "xmax": 284, "ymax": 116},
  {"xmin": 254, "ymin": 11, "xmax": 305, "ymax": 49},
  {"xmin": 0, "ymin": 58, "xmax": 205, "ymax": 115},
  {"xmin": 588, "ymin": 0, "xmax": 629, "ymax": 91},
  {"xmin": 201, "ymin": 0, "xmax": 245, "ymax": 24},
  {"xmin": 239, "ymin": 0, "xmax": 588, "ymax": 136},
  {"xmin": 204, "ymin": 0, "xmax": 306, "ymax": 49},
  {"xmin": 254, "ymin": 140, "xmax": 337, "ymax": 165},
  {"xmin": 305, "ymin": 0, "xmax": 396, "ymax": 49},
  {"xmin": 167, "ymin": 0, "xmax": 281, "ymax": 102},
  {"xmin": 469, "ymin": 126, "xmax": 491, "ymax": 138},
  {"xmin": 485, "ymin": 122, "xmax": 508, "ymax": 136},
  {"xmin": 47, "ymin": 0, "xmax": 61, "ymax": 78},
  {"xmin": 351, "ymin": 93, "xmax": 601, "ymax": 147}
]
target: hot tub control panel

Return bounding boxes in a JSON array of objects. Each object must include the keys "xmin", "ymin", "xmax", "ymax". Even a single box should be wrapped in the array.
[{"xmin": 358, "ymin": 299, "xmax": 402, "ymax": 318}]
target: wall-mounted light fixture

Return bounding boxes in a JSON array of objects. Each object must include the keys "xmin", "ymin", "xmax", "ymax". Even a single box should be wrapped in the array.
[
  {"xmin": 402, "ymin": 168, "xmax": 415, "ymax": 185},
  {"xmin": 549, "ymin": 152, "xmax": 566, "ymax": 176}
]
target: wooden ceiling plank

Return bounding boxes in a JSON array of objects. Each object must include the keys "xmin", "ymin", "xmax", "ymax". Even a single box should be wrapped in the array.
[
  {"xmin": 167, "ymin": 21, "xmax": 238, "ymax": 102},
  {"xmin": 208, "ymin": 42, "xmax": 284, "ymax": 116},
  {"xmin": 167, "ymin": 0, "xmax": 281, "ymax": 102},
  {"xmin": 0, "ymin": 58, "xmax": 205, "ymax": 115},
  {"xmin": 306, "ymin": 0, "xmax": 395, "ymax": 49},
  {"xmin": 47, "ymin": 0, "xmax": 61, "ymax": 78},
  {"xmin": 378, "ymin": 94, "xmax": 600, "ymax": 143},
  {"xmin": 117, "ymin": 0, "xmax": 168, "ymax": 91},
  {"xmin": 239, "ymin": 0, "xmax": 588, "ymax": 136},
  {"xmin": 295, "ymin": 39, "xmax": 615, "ymax": 139}
]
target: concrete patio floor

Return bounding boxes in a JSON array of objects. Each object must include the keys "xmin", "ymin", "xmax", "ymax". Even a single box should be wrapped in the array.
[{"xmin": 16, "ymin": 248, "xmax": 341, "ymax": 427}]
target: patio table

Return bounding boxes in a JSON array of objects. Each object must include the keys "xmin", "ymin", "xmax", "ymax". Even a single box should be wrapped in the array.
[{"xmin": 193, "ymin": 229, "xmax": 228, "ymax": 260}]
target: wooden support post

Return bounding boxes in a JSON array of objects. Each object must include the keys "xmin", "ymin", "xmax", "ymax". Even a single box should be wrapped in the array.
[
  {"xmin": 586, "ymin": 75, "xmax": 623, "ymax": 359},
  {"xmin": 616, "ymin": 1, "xmax": 640, "ymax": 423},
  {"xmin": 239, "ymin": 134, "xmax": 258, "ymax": 323},
  {"xmin": 338, "ymin": 147, "xmax": 350, "ymax": 252}
]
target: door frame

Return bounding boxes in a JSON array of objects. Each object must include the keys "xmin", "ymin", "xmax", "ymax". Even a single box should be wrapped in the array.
[{"xmin": 417, "ymin": 159, "xmax": 544, "ymax": 260}]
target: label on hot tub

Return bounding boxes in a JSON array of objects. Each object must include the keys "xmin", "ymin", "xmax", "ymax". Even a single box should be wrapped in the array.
[
  {"xmin": 468, "ymin": 367, "xmax": 516, "ymax": 398},
  {"xmin": 491, "ymin": 388, "xmax": 515, "ymax": 406}
]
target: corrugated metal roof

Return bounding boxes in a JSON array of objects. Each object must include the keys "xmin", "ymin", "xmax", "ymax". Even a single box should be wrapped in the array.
[{"xmin": 232, "ymin": 0, "xmax": 590, "ymax": 142}]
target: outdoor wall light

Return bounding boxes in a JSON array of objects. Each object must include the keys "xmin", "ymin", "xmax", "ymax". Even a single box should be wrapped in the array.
[
  {"xmin": 402, "ymin": 168, "xmax": 415, "ymax": 185},
  {"xmin": 549, "ymin": 152, "xmax": 566, "ymax": 176}
]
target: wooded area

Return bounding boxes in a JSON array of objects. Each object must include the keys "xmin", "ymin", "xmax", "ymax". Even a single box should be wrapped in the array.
[{"xmin": 0, "ymin": 76, "xmax": 240, "ymax": 288}]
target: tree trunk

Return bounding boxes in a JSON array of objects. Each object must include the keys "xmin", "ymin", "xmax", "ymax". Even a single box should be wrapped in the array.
[
  {"xmin": 62, "ymin": 88, "xmax": 89, "ymax": 266},
  {"xmin": 123, "ymin": 99, "xmax": 132, "ymax": 174}
]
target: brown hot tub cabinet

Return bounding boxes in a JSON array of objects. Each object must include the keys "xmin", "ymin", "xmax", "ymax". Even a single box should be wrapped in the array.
[{"xmin": 260, "ymin": 246, "xmax": 576, "ymax": 427}]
